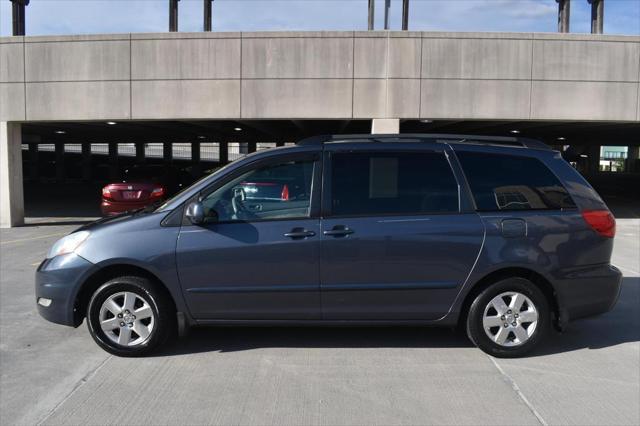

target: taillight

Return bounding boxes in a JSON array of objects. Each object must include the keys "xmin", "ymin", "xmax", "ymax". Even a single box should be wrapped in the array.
[
  {"xmin": 150, "ymin": 187, "xmax": 165, "ymax": 198},
  {"xmin": 102, "ymin": 187, "xmax": 113, "ymax": 200},
  {"xmin": 582, "ymin": 210, "xmax": 616, "ymax": 238},
  {"xmin": 281, "ymin": 184, "xmax": 289, "ymax": 201}
]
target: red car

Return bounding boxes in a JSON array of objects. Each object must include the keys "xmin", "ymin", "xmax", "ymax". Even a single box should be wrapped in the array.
[{"xmin": 100, "ymin": 165, "xmax": 191, "ymax": 216}]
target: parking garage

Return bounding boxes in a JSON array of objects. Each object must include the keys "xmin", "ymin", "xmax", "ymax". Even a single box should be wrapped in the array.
[
  {"xmin": 2, "ymin": 30, "xmax": 640, "ymax": 226},
  {"xmin": 14, "ymin": 118, "xmax": 639, "ymax": 224}
]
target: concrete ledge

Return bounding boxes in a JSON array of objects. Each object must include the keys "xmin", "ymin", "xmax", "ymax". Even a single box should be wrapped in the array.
[
  {"xmin": 132, "ymin": 80, "xmax": 240, "ymax": 119},
  {"xmin": 25, "ymin": 40, "xmax": 130, "ymax": 82},
  {"xmin": 132, "ymin": 38, "xmax": 240, "ymax": 80},
  {"xmin": 0, "ymin": 83, "xmax": 26, "ymax": 121},
  {"xmin": 0, "ymin": 43, "xmax": 24, "ymax": 83},
  {"xmin": 132, "ymin": 32, "xmax": 241, "ymax": 40},
  {"xmin": 0, "ymin": 36, "xmax": 24, "ymax": 44},
  {"xmin": 23, "ymin": 34, "xmax": 130, "ymax": 43},
  {"xmin": 241, "ymin": 79, "xmax": 352, "ymax": 119},
  {"xmin": 420, "ymin": 79, "xmax": 531, "ymax": 119},
  {"xmin": 26, "ymin": 81, "xmax": 130, "ymax": 121},
  {"xmin": 243, "ymin": 37, "xmax": 353, "ymax": 79},
  {"xmin": 422, "ymin": 38, "xmax": 532, "ymax": 80},
  {"xmin": 532, "ymin": 40, "xmax": 640, "ymax": 82},
  {"xmin": 531, "ymin": 81, "xmax": 639, "ymax": 121}
]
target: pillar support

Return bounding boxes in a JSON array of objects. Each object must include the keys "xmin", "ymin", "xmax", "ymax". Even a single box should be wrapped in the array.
[
  {"xmin": 108, "ymin": 142, "xmax": 118, "ymax": 180},
  {"xmin": 204, "ymin": 0, "xmax": 213, "ymax": 31},
  {"xmin": 371, "ymin": 118, "xmax": 400, "ymax": 134},
  {"xmin": 135, "ymin": 142, "xmax": 146, "ymax": 164},
  {"xmin": 219, "ymin": 142, "xmax": 229, "ymax": 165},
  {"xmin": 1, "ymin": 122, "xmax": 24, "ymax": 227},
  {"xmin": 367, "ymin": 0, "xmax": 375, "ymax": 30},
  {"xmin": 82, "ymin": 143, "xmax": 91, "ymax": 181},
  {"xmin": 29, "ymin": 143, "xmax": 38, "ymax": 181},
  {"xmin": 169, "ymin": 0, "xmax": 179, "ymax": 32},
  {"xmin": 163, "ymin": 142, "xmax": 172, "ymax": 164},
  {"xmin": 588, "ymin": 0, "xmax": 603, "ymax": 34},
  {"xmin": 402, "ymin": 0, "xmax": 410, "ymax": 30},
  {"xmin": 557, "ymin": 0, "xmax": 570, "ymax": 33},
  {"xmin": 626, "ymin": 145, "xmax": 639, "ymax": 173},
  {"xmin": 55, "ymin": 142, "xmax": 65, "ymax": 181},
  {"xmin": 586, "ymin": 145, "xmax": 601, "ymax": 175}
]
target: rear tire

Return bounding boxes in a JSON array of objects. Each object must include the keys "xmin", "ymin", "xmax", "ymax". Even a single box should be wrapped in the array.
[
  {"xmin": 86, "ymin": 276, "xmax": 175, "ymax": 357},
  {"xmin": 466, "ymin": 277, "xmax": 550, "ymax": 358}
]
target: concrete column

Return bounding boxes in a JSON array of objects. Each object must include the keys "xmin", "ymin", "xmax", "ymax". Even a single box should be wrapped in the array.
[
  {"xmin": 371, "ymin": 118, "xmax": 400, "ymax": 134},
  {"xmin": 135, "ymin": 142, "xmax": 146, "ymax": 164},
  {"xmin": 276, "ymin": 141, "xmax": 285, "ymax": 147},
  {"xmin": 191, "ymin": 142, "xmax": 201, "ymax": 177},
  {"xmin": 589, "ymin": 0, "xmax": 603, "ymax": 34},
  {"xmin": 169, "ymin": 0, "xmax": 179, "ymax": 32},
  {"xmin": 108, "ymin": 142, "xmax": 118, "ymax": 179},
  {"xmin": 402, "ymin": 0, "xmax": 410, "ymax": 30},
  {"xmin": 163, "ymin": 142, "xmax": 172, "ymax": 164},
  {"xmin": 368, "ymin": 0, "xmax": 375, "ymax": 30},
  {"xmin": 626, "ymin": 145, "xmax": 639, "ymax": 173},
  {"xmin": 586, "ymin": 145, "xmax": 601, "ymax": 174},
  {"xmin": 557, "ymin": 0, "xmax": 570, "ymax": 33},
  {"xmin": 247, "ymin": 142, "xmax": 257, "ymax": 153},
  {"xmin": 219, "ymin": 142, "xmax": 229, "ymax": 165},
  {"xmin": 82, "ymin": 143, "xmax": 91, "ymax": 181},
  {"xmin": 55, "ymin": 142, "xmax": 65, "ymax": 181},
  {"xmin": 29, "ymin": 143, "xmax": 38, "ymax": 180},
  {"xmin": 203, "ymin": 0, "xmax": 212, "ymax": 31},
  {"xmin": 0, "ymin": 122, "xmax": 25, "ymax": 227}
]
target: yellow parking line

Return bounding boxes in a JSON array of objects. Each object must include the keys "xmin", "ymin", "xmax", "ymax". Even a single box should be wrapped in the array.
[
  {"xmin": 0, "ymin": 232, "xmax": 67, "ymax": 245},
  {"xmin": 31, "ymin": 261, "xmax": 42, "ymax": 266}
]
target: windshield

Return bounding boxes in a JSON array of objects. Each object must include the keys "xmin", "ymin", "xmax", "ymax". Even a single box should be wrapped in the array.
[{"xmin": 154, "ymin": 165, "xmax": 227, "ymax": 212}]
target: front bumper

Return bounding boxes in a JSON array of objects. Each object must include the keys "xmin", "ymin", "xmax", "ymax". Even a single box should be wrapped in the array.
[
  {"xmin": 35, "ymin": 253, "xmax": 95, "ymax": 327},
  {"xmin": 554, "ymin": 263, "xmax": 623, "ymax": 326}
]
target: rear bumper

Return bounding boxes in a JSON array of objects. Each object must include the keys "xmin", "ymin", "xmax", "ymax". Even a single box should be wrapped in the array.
[
  {"xmin": 101, "ymin": 199, "xmax": 149, "ymax": 216},
  {"xmin": 554, "ymin": 263, "xmax": 622, "ymax": 326},
  {"xmin": 35, "ymin": 253, "xmax": 95, "ymax": 327}
]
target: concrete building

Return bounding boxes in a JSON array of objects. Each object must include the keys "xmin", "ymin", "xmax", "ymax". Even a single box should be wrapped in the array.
[{"xmin": 2, "ymin": 30, "xmax": 640, "ymax": 226}]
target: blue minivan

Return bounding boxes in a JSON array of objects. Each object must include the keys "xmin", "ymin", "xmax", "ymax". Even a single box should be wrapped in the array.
[{"xmin": 36, "ymin": 134, "xmax": 622, "ymax": 357}]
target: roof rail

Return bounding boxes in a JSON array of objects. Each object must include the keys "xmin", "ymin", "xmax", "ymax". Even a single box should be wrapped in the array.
[{"xmin": 295, "ymin": 133, "xmax": 551, "ymax": 150}]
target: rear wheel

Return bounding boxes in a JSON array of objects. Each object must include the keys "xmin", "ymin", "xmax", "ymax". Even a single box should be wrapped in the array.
[
  {"xmin": 86, "ymin": 276, "xmax": 175, "ymax": 357},
  {"xmin": 466, "ymin": 277, "xmax": 550, "ymax": 358}
]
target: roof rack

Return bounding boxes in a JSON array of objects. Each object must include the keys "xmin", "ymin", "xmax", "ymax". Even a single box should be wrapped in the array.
[{"xmin": 296, "ymin": 133, "xmax": 551, "ymax": 150}]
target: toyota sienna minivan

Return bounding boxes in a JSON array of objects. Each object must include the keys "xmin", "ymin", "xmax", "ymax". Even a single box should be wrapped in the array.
[{"xmin": 36, "ymin": 134, "xmax": 621, "ymax": 358}]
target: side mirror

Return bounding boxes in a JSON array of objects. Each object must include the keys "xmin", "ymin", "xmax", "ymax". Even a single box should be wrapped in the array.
[{"xmin": 185, "ymin": 201, "xmax": 205, "ymax": 225}]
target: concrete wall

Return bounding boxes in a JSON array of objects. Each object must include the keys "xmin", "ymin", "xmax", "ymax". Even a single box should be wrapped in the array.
[{"xmin": 1, "ymin": 31, "xmax": 639, "ymax": 122}]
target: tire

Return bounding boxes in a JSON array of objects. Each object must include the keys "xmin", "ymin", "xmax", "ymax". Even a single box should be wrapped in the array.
[
  {"xmin": 86, "ymin": 276, "xmax": 175, "ymax": 357},
  {"xmin": 466, "ymin": 277, "xmax": 550, "ymax": 358}
]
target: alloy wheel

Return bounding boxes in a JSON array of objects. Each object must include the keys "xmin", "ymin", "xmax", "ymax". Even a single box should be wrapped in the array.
[{"xmin": 482, "ymin": 291, "xmax": 539, "ymax": 347}]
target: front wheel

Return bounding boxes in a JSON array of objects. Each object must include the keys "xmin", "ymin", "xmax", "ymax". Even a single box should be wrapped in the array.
[
  {"xmin": 86, "ymin": 276, "xmax": 175, "ymax": 357},
  {"xmin": 466, "ymin": 277, "xmax": 551, "ymax": 358}
]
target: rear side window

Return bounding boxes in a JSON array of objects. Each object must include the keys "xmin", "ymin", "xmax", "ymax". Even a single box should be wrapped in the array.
[
  {"xmin": 456, "ymin": 151, "xmax": 576, "ymax": 211},
  {"xmin": 330, "ymin": 151, "xmax": 459, "ymax": 216}
]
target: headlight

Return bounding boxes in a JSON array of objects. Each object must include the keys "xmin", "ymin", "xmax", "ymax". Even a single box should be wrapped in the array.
[{"xmin": 47, "ymin": 231, "xmax": 90, "ymax": 259}]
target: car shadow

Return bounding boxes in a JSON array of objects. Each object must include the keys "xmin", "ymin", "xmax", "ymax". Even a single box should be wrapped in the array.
[{"xmin": 154, "ymin": 277, "xmax": 639, "ymax": 358}]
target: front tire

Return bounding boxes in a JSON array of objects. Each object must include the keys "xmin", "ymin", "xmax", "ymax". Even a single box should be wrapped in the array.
[
  {"xmin": 86, "ymin": 276, "xmax": 175, "ymax": 357},
  {"xmin": 466, "ymin": 277, "xmax": 550, "ymax": 358}
]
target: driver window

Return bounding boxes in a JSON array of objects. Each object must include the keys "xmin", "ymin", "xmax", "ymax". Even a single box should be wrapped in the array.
[{"xmin": 201, "ymin": 159, "xmax": 315, "ymax": 223}]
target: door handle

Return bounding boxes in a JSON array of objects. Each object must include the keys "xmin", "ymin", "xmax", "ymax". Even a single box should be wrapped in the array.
[
  {"xmin": 284, "ymin": 228, "xmax": 316, "ymax": 239},
  {"xmin": 323, "ymin": 226, "xmax": 354, "ymax": 237}
]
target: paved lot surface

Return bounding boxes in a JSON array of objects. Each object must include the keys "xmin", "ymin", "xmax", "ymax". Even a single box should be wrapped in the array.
[{"xmin": 1, "ymin": 219, "xmax": 638, "ymax": 426}]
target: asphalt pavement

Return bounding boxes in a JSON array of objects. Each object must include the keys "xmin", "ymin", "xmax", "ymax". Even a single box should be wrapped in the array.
[{"xmin": 1, "ymin": 219, "xmax": 638, "ymax": 426}]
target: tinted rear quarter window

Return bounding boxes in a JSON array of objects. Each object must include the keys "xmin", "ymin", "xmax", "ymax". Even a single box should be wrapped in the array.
[
  {"xmin": 456, "ymin": 151, "xmax": 576, "ymax": 211},
  {"xmin": 331, "ymin": 151, "xmax": 459, "ymax": 216}
]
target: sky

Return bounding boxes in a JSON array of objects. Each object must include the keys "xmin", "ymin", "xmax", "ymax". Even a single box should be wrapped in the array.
[{"xmin": 0, "ymin": 0, "xmax": 639, "ymax": 37}]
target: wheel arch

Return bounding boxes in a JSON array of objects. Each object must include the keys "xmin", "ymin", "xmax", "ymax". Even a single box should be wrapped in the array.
[
  {"xmin": 73, "ymin": 263, "xmax": 177, "ymax": 327},
  {"xmin": 457, "ymin": 267, "xmax": 560, "ymax": 330}
]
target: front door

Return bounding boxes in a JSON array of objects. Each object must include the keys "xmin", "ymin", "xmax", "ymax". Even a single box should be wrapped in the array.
[
  {"xmin": 176, "ymin": 153, "xmax": 322, "ymax": 320},
  {"xmin": 320, "ymin": 145, "xmax": 484, "ymax": 320}
]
